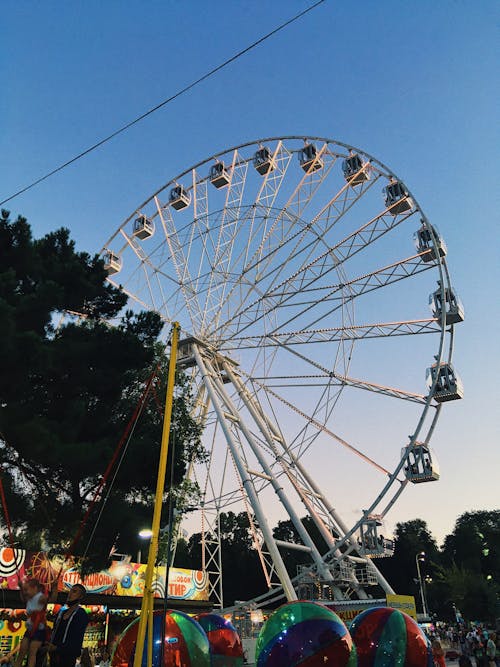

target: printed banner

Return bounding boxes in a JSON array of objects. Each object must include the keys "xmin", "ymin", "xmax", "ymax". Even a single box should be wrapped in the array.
[
  {"xmin": 386, "ymin": 594, "xmax": 417, "ymax": 619},
  {"xmin": 0, "ymin": 548, "xmax": 209, "ymax": 601},
  {"xmin": 327, "ymin": 600, "xmax": 383, "ymax": 624}
]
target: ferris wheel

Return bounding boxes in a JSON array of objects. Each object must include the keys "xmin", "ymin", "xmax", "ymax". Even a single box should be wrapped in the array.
[{"xmin": 101, "ymin": 136, "xmax": 464, "ymax": 608}]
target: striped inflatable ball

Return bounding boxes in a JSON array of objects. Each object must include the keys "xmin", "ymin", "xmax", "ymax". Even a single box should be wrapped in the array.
[
  {"xmin": 349, "ymin": 606, "xmax": 433, "ymax": 666},
  {"xmin": 255, "ymin": 601, "xmax": 356, "ymax": 666}
]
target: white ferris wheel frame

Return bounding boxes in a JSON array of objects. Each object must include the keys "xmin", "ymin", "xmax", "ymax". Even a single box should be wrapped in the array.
[{"xmin": 101, "ymin": 136, "xmax": 460, "ymax": 609}]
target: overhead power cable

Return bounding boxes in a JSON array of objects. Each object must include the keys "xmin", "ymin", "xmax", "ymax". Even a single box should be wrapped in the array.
[{"xmin": 1, "ymin": 0, "xmax": 326, "ymax": 206}]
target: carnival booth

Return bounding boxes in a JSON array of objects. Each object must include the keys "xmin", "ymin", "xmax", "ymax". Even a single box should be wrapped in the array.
[{"xmin": 0, "ymin": 548, "xmax": 210, "ymax": 657}]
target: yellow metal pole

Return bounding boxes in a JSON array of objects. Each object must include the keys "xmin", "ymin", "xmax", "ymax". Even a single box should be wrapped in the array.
[
  {"xmin": 147, "ymin": 582, "xmax": 154, "ymax": 667},
  {"xmin": 133, "ymin": 322, "xmax": 180, "ymax": 667}
]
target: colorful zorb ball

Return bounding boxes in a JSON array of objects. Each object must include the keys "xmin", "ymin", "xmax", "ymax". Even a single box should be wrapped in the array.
[
  {"xmin": 349, "ymin": 606, "xmax": 433, "ymax": 666},
  {"xmin": 111, "ymin": 609, "xmax": 210, "ymax": 667},
  {"xmin": 195, "ymin": 613, "xmax": 244, "ymax": 666},
  {"xmin": 255, "ymin": 601, "xmax": 356, "ymax": 666}
]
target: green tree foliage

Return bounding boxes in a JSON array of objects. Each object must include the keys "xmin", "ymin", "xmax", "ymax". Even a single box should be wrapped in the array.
[
  {"xmin": 430, "ymin": 564, "xmax": 498, "ymax": 622},
  {"xmin": 430, "ymin": 510, "xmax": 500, "ymax": 621},
  {"xmin": 442, "ymin": 510, "xmax": 500, "ymax": 580},
  {"xmin": 375, "ymin": 518, "xmax": 439, "ymax": 609},
  {"xmin": 0, "ymin": 211, "xmax": 204, "ymax": 569},
  {"xmin": 376, "ymin": 513, "xmax": 499, "ymax": 622}
]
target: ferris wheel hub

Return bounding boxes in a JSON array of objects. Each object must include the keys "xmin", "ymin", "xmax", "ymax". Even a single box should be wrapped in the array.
[{"xmin": 177, "ymin": 336, "xmax": 239, "ymax": 374}]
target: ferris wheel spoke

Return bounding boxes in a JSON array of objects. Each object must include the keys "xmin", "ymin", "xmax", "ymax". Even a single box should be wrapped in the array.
[
  {"xmin": 248, "ymin": 169, "xmax": 382, "ymax": 296},
  {"xmin": 261, "ymin": 380, "xmax": 425, "ymax": 406},
  {"xmin": 106, "ymin": 278, "xmax": 152, "ymax": 313},
  {"xmin": 190, "ymin": 173, "xmax": 213, "ymax": 298},
  {"xmin": 216, "ymin": 144, "xmax": 335, "ymax": 319},
  {"xmin": 154, "ymin": 197, "xmax": 203, "ymax": 329},
  {"xmin": 260, "ymin": 174, "xmax": 384, "ymax": 294},
  {"xmin": 312, "ymin": 166, "xmax": 381, "ymax": 234},
  {"xmin": 246, "ymin": 372, "xmax": 336, "ymax": 448},
  {"xmin": 215, "ymin": 180, "xmax": 415, "ymax": 338},
  {"xmin": 242, "ymin": 203, "xmax": 418, "ymax": 311},
  {"xmin": 333, "ymin": 373, "xmax": 428, "ymax": 404},
  {"xmin": 150, "ymin": 268, "xmax": 171, "ymax": 321},
  {"xmin": 201, "ymin": 152, "xmax": 249, "ymax": 331},
  {"xmin": 240, "ymin": 373, "xmax": 392, "ymax": 490},
  {"xmin": 185, "ymin": 212, "xmax": 251, "ymax": 305},
  {"xmin": 250, "ymin": 142, "xmax": 333, "ymax": 262},
  {"xmin": 141, "ymin": 269, "xmax": 159, "ymax": 313},
  {"xmin": 222, "ymin": 318, "xmax": 441, "ymax": 351},
  {"xmin": 213, "ymin": 190, "xmax": 331, "ymax": 338},
  {"xmin": 118, "ymin": 228, "xmax": 179, "ymax": 290},
  {"xmin": 215, "ymin": 254, "xmax": 389, "ymax": 343},
  {"xmin": 328, "ymin": 206, "xmax": 418, "ymax": 264},
  {"xmin": 181, "ymin": 208, "xmax": 208, "ymax": 287},
  {"xmin": 249, "ymin": 367, "xmax": 427, "ymax": 405},
  {"xmin": 267, "ymin": 253, "xmax": 433, "ymax": 336},
  {"xmin": 209, "ymin": 210, "xmax": 310, "ymax": 338},
  {"xmin": 289, "ymin": 384, "xmax": 345, "ymax": 460},
  {"xmin": 211, "ymin": 143, "xmax": 295, "ymax": 324},
  {"xmin": 217, "ymin": 174, "xmax": 380, "ymax": 328},
  {"xmin": 252, "ymin": 141, "xmax": 292, "ymax": 208},
  {"xmin": 156, "ymin": 202, "xmax": 204, "ymax": 287},
  {"xmin": 192, "ymin": 169, "xmax": 209, "ymax": 221},
  {"xmin": 108, "ymin": 260, "xmax": 161, "ymax": 317},
  {"xmin": 213, "ymin": 215, "xmax": 424, "ymax": 343}
]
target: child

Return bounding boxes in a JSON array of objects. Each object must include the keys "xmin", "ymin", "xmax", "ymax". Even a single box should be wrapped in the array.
[
  {"xmin": 15, "ymin": 579, "xmax": 48, "ymax": 667},
  {"xmin": 431, "ymin": 639, "xmax": 446, "ymax": 667}
]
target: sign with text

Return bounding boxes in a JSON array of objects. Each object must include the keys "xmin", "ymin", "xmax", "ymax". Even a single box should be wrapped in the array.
[
  {"xmin": 0, "ymin": 548, "xmax": 209, "ymax": 601},
  {"xmin": 386, "ymin": 594, "xmax": 417, "ymax": 619},
  {"xmin": 327, "ymin": 599, "xmax": 383, "ymax": 624}
]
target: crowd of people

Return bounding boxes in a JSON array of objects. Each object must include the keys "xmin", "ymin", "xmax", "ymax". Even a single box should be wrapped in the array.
[
  {"xmin": 76, "ymin": 649, "xmax": 110, "ymax": 667},
  {"xmin": 427, "ymin": 624, "xmax": 498, "ymax": 666}
]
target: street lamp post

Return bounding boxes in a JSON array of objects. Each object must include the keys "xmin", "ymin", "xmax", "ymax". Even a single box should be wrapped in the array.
[
  {"xmin": 138, "ymin": 528, "xmax": 153, "ymax": 563},
  {"xmin": 415, "ymin": 551, "xmax": 429, "ymax": 618}
]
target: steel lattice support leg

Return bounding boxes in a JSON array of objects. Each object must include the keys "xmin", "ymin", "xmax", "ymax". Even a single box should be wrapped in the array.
[
  {"xmin": 208, "ymin": 360, "xmax": 341, "ymax": 595},
  {"xmin": 191, "ymin": 343, "xmax": 298, "ymax": 602},
  {"xmin": 225, "ymin": 363, "xmax": 395, "ymax": 597}
]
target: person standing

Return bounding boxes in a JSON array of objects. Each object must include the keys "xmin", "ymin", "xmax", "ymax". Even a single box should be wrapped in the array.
[
  {"xmin": 486, "ymin": 633, "xmax": 497, "ymax": 667},
  {"xmin": 474, "ymin": 637, "xmax": 488, "ymax": 667},
  {"xmin": 46, "ymin": 585, "xmax": 89, "ymax": 667},
  {"xmin": 15, "ymin": 579, "xmax": 51, "ymax": 667},
  {"xmin": 432, "ymin": 639, "xmax": 446, "ymax": 667}
]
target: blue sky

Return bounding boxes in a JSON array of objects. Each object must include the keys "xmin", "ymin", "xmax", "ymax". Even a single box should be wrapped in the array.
[{"xmin": 2, "ymin": 1, "xmax": 499, "ymax": 546}]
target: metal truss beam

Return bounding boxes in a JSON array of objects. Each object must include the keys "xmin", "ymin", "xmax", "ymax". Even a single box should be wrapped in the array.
[{"xmin": 223, "ymin": 318, "xmax": 441, "ymax": 350}]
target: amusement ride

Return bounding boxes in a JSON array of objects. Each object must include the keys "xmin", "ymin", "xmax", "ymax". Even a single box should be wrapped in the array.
[{"xmin": 100, "ymin": 136, "xmax": 464, "ymax": 611}]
